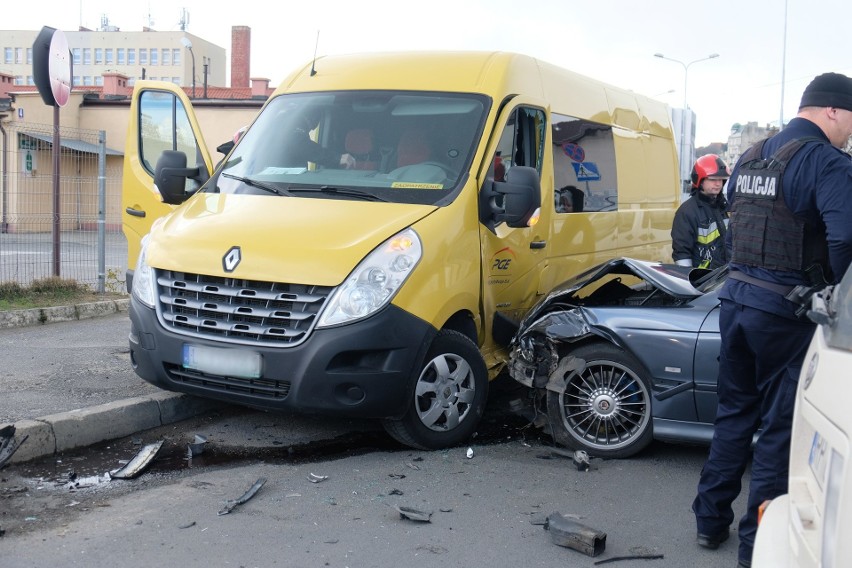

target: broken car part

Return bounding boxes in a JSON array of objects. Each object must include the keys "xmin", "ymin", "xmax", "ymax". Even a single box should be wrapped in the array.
[
  {"xmin": 0, "ymin": 425, "xmax": 28, "ymax": 470},
  {"xmin": 218, "ymin": 477, "xmax": 267, "ymax": 515},
  {"xmin": 110, "ymin": 440, "xmax": 164, "ymax": 480},
  {"xmin": 393, "ymin": 505, "xmax": 433, "ymax": 522},
  {"xmin": 545, "ymin": 511, "xmax": 607, "ymax": 557}
]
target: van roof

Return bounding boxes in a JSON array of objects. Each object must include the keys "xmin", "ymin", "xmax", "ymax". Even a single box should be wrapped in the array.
[{"xmin": 274, "ymin": 51, "xmax": 672, "ymax": 138}]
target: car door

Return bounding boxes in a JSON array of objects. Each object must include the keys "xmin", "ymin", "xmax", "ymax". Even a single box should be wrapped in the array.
[
  {"xmin": 479, "ymin": 99, "xmax": 551, "ymax": 366},
  {"xmin": 122, "ymin": 81, "xmax": 213, "ymax": 271},
  {"xmin": 694, "ymin": 302, "xmax": 721, "ymax": 422}
]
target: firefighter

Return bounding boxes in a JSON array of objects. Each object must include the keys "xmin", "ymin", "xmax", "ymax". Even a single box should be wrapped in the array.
[
  {"xmin": 671, "ymin": 154, "xmax": 730, "ymax": 269},
  {"xmin": 692, "ymin": 72, "xmax": 852, "ymax": 568}
]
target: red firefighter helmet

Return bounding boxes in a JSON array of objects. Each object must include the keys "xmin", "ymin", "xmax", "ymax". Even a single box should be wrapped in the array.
[{"xmin": 691, "ymin": 154, "xmax": 730, "ymax": 189}]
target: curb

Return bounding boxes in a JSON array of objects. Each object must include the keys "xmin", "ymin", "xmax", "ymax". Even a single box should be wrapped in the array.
[
  {"xmin": 0, "ymin": 298, "xmax": 131, "ymax": 329},
  {"xmin": 7, "ymin": 392, "xmax": 225, "ymax": 465},
  {"xmin": 1, "ymin": 297, "xmax": 223, "ymax": 466}
]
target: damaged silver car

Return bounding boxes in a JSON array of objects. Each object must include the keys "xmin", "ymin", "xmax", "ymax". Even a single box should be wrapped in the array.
[{"xmin": 508, "ymin": 258, "xmax": 727, "ymax": 458}]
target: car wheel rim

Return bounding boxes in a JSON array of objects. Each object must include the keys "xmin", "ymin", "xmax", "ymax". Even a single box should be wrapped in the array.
[
  {"xmin": 415, "ymin": 353, "xmax": 475, "ymax": 432},
  {"xmin": 558, "ymin": 359, "xmax": 650, "ymax": 451}
]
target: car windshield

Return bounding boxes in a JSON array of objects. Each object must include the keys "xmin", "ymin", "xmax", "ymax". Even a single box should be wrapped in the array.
[{"xmin": 211, "ymin": 90, "xmax": 489, "ymax": 206}]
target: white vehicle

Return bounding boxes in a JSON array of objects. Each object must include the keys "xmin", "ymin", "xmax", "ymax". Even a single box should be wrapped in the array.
[{"xmin": 752, "ymin": 263, "xmax": 852, "ymax": 567}]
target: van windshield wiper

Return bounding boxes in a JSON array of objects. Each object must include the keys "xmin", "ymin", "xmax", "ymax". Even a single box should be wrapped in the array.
[
  {"xmin": 286, "ymin": 185, "xmax": 388, "ymax": 202},
  {"xmin": 221, "ymin": 173, "xmax": 293, "ymax": 196}
]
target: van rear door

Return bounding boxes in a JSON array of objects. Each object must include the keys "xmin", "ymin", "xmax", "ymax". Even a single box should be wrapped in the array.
[{"xmin": 122, "ymin": 81, "xmax": 212, "ymax": 272}]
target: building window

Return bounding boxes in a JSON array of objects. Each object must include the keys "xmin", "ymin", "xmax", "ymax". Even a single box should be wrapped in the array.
[
  {"xmin": 83, "ymin": 48, "xmax": 92, "ymax": 65},
  {"xmin": 3, "ymin": 48, "xmax": 11, "ymax": 64},
  {"xmin": 150, "ymin": 49, "xmax": 158, "ymax": 65},
  {"xmin": 73, "ymin": 48, "xmax": 82, "ymax": 65},
  {"xmin": 172, "ymin": 49, "xmax": 181, "ymax": 65},
  {"xmin": 15, "ymin": 48, "xmax": 23, "ymax": 64},
  {"xmin": 105, "ymin": 49, "xmax": 113, "ymax": 65},
  {"xmin": 160, "ymin": 48, "xmax": 169, "ymax": 66},
  {"xmin": 27, "ymin": 75, "xmax": 34, "ymax": 85},
  {"xmin": 74, "ymin": 75, "xmax": 81, "ymax": 86},
  {"xmin": 117, "ymin": 48, "xmax": 125, "ymax": 65},
  {"xmin": 26, "ymin": 48, "xmax": 32, "ymax": 64},
  {"xmin": 83, "ymin": 76, "xmax": 93, "ymax": 86},
  {"xmin": 172, "ymin": 77, "xmax": 181, "ymax": 85},
  {"xmin": 14, "ymin": 76, "xmax": 24, "ymax": 85},
  {"xmin": 128, "ymin": 48, "xmax": 136, "ymax": 65},
  {"xmin": 139, "ymin": 49, "xmax": 147, "ymax": 65},
  {"xmin": 95, "ymin": 76, "xmax": 103, "ymax": 86},
  {"xmin": 95, "ymin": 48, "xmax": 103, "ymax": 64},
  {"xmin": 128, "ymin": 77, "xmax": 136, "ymax": 86}
]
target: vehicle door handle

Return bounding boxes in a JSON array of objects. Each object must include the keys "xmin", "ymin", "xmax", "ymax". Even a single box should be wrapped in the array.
[
  {"xmin": 530, "ymin": 240, "xmax": 546, "ymax": 249},
  {"xmin": 126, "ymin": 207, "xmax": 146, "ymax": 218}
]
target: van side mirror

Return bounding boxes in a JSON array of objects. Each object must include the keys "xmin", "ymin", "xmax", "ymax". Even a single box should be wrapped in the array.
[
  {"xmin": 479, "ymin": 166, "xmax": 542, "ymax": 232},
  {"xmin": 154, "ymin": 150, "xmax": 200, "ymax": 205}
]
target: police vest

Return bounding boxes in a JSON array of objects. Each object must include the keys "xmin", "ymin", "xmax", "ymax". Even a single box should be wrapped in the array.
[{"xmin": 729, "ymin": 136, "xmax": 830, "ymax": 277}]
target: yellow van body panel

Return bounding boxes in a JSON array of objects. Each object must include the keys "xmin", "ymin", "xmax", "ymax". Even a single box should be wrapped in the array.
[{"xmin": 145, "ymin": 195, "xmax": 436, "ymax": 285}]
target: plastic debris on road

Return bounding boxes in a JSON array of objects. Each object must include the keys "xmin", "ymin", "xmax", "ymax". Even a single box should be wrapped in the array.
[
  {"xmin": 110, "ymin": 440, "xmax": 164, "ymax": 480},
  {"xmin": 218, "ymin": 477, "xmax": 267, "ymax": 515}
]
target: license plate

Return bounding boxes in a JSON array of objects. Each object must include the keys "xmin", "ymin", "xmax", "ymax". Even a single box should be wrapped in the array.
[{"xmin": 182, "ymin": 344, "xmax": 262, "ymax": 379}]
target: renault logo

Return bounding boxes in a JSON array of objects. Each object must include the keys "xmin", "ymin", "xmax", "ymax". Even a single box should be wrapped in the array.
[{"xmin": 223, "ymin": 246, "xmax": 241, "ymax": 272}]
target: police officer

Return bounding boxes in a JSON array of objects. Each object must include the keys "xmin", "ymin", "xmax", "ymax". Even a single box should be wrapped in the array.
[
  {"xmin": 671, "ymin": 154, "xmax": 731, "ymax": 269},
  {"xmin": 692, "ymin": 73, "xmax": 852, "ymax": 568}
]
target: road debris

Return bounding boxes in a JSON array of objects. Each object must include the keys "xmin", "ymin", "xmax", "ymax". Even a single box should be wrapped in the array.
[
  {"xmin": 0, "ymin": 425, "xmax": 28, "ymax": 470},
  {"xmin": 573, "ymin": 450, "xmax": 591, "ymax": 472},
  {"xmin": 187, "ymin": 434, "xmax": 207, "ymax": 457},
  {"xmin": 218, "ymin": 477, "xmax": 267, "ymax": 516},
  {"xmin": 594, "ymin": 553, "xmax": 665, "ymax": 565},
  {"xmin": 393, "ymin": 504, "xmax": 433, "ymax": 522},
  {"xmin": 178, "ymin": 521, "xmax": 196, "ymax": 529},
  {"xmin": 110, "ymin": 440, "xmax": 164, "ymax": 480},
  {"xmin": 466, "ymin": 447, "xmax": 474, "ymax": 459},
  {"xmin": 545, "ymin": 511, "xmax": 607, "ymax": 557},
  {"xmin": 307, "ymin": 472, "xmax": 329, "ymax": 483}
]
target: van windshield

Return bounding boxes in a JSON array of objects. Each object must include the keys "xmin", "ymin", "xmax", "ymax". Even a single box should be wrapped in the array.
[{"xmin": 212, "ymin": 91, "xmax": 489, "ymax": 206}]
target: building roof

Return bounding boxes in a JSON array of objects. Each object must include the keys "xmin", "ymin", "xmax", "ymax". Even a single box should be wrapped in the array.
[
  {"xmin": 20, "ymin": 131, "xmax": 123, "ymax": 156},
  {"xmin": 5, "ymin": 84, "xmax": 270, "ymax": 100}
]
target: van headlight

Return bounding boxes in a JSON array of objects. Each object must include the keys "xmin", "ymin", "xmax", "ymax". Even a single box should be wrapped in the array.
[
  {"xmin": 132, "ymin": 236, "xmax": 157, "ymax": 308},
  {"xmin": 317, "ymin": 228, "xmax": 421, "ymax": 327}
]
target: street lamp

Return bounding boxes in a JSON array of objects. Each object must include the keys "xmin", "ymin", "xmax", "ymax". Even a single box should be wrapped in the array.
[
  {"xmin": 654, "ymin": 52, "xmax": 719, "ymax": 190},
  {"xmin": 180, "ymin": 37, "xmax": 195, "ymax": 98}
]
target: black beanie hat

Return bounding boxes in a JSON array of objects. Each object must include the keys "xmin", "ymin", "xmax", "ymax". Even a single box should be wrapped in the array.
[{"xmin": 799, "ymin": 72, "xmax": 852, "ymax": 111}]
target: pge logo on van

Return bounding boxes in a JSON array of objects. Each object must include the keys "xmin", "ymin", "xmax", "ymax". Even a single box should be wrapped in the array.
[{"xmin": 490, "ymin": 247, "xmax": 516, "ymax": 276}]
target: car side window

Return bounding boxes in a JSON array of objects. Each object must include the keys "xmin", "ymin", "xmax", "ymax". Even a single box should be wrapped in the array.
[
  {"xmin": 551, "ymin": 114, "xmax": 618, "ymax": 212},
  {"xmin": 138, "ymin": 90, "xmax": 204, "ymax": 194}
]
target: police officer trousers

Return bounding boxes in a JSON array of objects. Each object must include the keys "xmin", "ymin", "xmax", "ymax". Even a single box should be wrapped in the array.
[{"xmin": 693, "ymin": 300, "xmax": 815, "ymax": 562}]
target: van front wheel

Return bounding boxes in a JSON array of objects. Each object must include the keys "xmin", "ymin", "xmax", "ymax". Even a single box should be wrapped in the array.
[{"xmin": 382, "ymin": 330, "xmax": 488, "ymax": 450}]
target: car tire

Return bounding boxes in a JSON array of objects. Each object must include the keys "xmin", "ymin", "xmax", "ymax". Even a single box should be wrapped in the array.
[
  {"xmin": 545, "ymin": 342, "xmax": 653, "ymax": 458},
  {"xmin": 383, "ymin": 330, "xmax": 488, "ymax": 450}
]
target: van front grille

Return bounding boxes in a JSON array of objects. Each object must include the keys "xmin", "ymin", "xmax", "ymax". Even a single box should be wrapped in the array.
[{"xmin": 155, "ymin": 270, "xmax": 333, "ymax": 347}]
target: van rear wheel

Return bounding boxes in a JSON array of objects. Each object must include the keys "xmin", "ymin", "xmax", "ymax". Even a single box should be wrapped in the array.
[{"xmin": 382, "ymin": 330, "xmax": 488, "ymax": 450}]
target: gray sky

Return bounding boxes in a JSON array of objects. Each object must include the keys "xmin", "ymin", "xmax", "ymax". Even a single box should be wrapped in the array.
[{"xmin": 4, "ymin": 0, "xmax": 850, "ymax": 146}]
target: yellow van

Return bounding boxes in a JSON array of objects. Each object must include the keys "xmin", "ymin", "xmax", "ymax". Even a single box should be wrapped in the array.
[{"xmin": 122, "ymin": 51, "xmax": 680, "ymax": 450}]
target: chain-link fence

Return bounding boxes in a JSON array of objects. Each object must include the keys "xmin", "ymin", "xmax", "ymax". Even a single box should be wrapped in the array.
[{"xmin": 0, "ymin": 121, "xmax": 126, "ymax": 292}]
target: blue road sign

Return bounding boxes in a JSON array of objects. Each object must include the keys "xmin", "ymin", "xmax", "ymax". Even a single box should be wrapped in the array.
[{"xmin": 572, "ymin": 161, "xmax": 601, "ymax": 181}]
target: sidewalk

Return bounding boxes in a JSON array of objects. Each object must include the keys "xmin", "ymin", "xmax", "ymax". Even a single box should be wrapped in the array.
[{"xmin": 0, "ymin": 299, "xmax": 223, "ymax": 466}]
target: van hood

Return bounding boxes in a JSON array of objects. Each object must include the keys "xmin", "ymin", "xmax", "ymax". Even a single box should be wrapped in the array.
[{"xmin": 145, "ymin": 193, "xmax": 435, "ymax": 286}]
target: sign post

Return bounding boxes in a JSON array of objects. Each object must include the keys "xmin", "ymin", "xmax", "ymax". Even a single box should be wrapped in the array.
[{"xmin": 32, "ymin": 26, "xmax": 72, "ymax": 277}]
